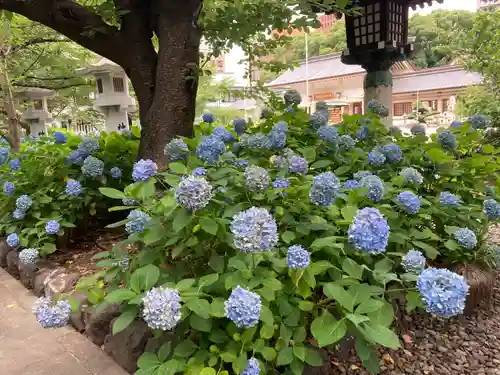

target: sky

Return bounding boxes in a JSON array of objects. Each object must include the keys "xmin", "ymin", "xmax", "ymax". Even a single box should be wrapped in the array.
[{"xmin": 410, "ymin": 0, "xmax": 477, "ymax": 14}]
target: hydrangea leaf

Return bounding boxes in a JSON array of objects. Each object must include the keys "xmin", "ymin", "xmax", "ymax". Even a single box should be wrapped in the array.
[
  {"xmin": 105, "ymin": 288, "xmax": 137, "ymax": 303},
  {"xmin": 342, "ymin": 258, "xmax": 364, "ymax": 280},
  {"xmin": 137, "ymin": 352, "xmax": 160, "ymax": 370},
  {"xmin": 189, "ymin": 314, "xmax": 212, "ymax": 332},
  {"xmin": 362, "ymin": 322, "xmax": 401, "ymax": 349},
  {"xmin": 303, "ymin": 348, "xmax": 324, "ymax": 366},
  {"xmin": 323, "ymin": 283, "xmax": 354, "ymax": 312},
  {"xmin": 99, "ymin": 187, "xmax": 126, "ymax": 199},
  {"xmin": 130, "ymin": 264, "xmax": 160, "ymax": 293},
  {"xmin": 186, "ymin": 299, "xmax": 211, "ymax": 319},
  {"xmin": 276, "ymin": 347, "xmax": 294, "ymax": 366},
  {"xmin": 112, "ymin": 305, "xmax": 139, "ymax": 334},
  {"xmin": 199, "ymin": 217, "xmax": 218, "ymax": 235},
  {"xmin": 310, "ymin": 311, "xmax": 347, "ymax": 347},
  {"xmin": 173, "ymin": 340, "xmax": 197, "ymax": 357}
]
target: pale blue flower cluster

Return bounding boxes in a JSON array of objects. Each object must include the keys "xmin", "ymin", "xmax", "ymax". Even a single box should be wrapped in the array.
[
  {"xmin": 269, "ymin": 128, "xmax": 286, "ymax": 149},
  {"xmin": 111, "ymin": 256, "xmax": 129, "ymax": 271},
  {"xmin": 225, "ymin": 285, "xmax": 261, "ymax": 328},
  {"xmin": 132, "ymin": 159, "xmax": 157, "ymax": 181},
  {"xmin": 284, "ymin": 89, "xmax": 302, "ymax": 106},
  {"xmin": 318, "ymin": 126, "xmax": 338, "ymax": 146},
  {"xmin": 164, "ymin": 138, "xmax": 189, "ymax": 161},
  {"xmin": 125, "ymin": 210, "xmax": 151, "ymax": 234},
  {"xmin": 110, "ymin": 167, "xmax": 122, "ymax": 179},
  {"xmin": 348, "ymin": 207, "xmax": 389, "ymax": 254},
  {"xmin": 417, "ymin": 268, "xmax": 469, "ymax": 317},
  {"xmin": 367, "ymin": 100, "xmax": 389, "ymax": 117},
  {"xmin": 288, "ymin": 155, "xmax": 308, "ymax": 175},
  {"xmin": 244, "ymin": 166, "xmax": 269, "ymax": 192},
  {"xmin": 437, "ymin": 130, "xmax": 457, "ymax": 149},
  {"xmin": 233, "ymin": 118, "xmax": 247, "ymax": 134},
  {"xmin": 246, "ymin": 133, "xmax": 272, "ymax": 149},
  {"xmin": 353, "ymin": 170, "xmax": 372, "ymax": 180},
  {"xmin": 46, "ymin": 220, "xmax": 60, "ymax": 235},
  {"xmin": 19, "ymin": 248, "xmax": 39, "ymax": 264},
  {"xmin": 77, "ymin": 138, "xmax": 100, "ymax": 156},
  {"xmin": 122, "ymin": 198, "xmax": 137, "ymax": 206},
  {"xmin": 33, "ymin": 296, "xmax": 71, "ymax": 328},
  {"xmin": 440, "ymin": 191, "xmax": 461, "ymax": 207},
  {"xmin": 212, "ymin": 127, "xmax": 235, "ymax": 143},
  {"xmin": 454, "ymin": 228, "xmax": 477, "ymax": 249},
  {"xmin": 380, "ymin": 143, "xmax": 403, "ymax": 163},
  {"xmin": 344, "ymin": 179, "xmax": 361, "ymax": 190},
  {"xmin": 273, "ymin": 121, "xmax": 287, "ymax": 133},
  {"xmin": 196, "ymin": 136, "xmax": 226, "ymax": 164},
  {"xmin": 65, "ymin": 180, "xmax": 82, "ymax": 196},
  {"xmin": 16, "ymin": 194, "xmax": 33, "ymax": 211},
  {"xmin": 175, "ymin": 175, "xmax": 213, "ymax": 211},
  {"xmin": 338, "ymin": 134, "xmax": 356, "ymax": 150},
  {"xmin": 3, "ymin": 181, "xmax": 14, "ymax": 195},
  {"xmin": 66, "ymin": 150, "xmax": 84, "ymax": 165},
  {"xmin": 230, "ymin": 207, "xmax": 278, "ymax": 253},
  {"xmin": 142, "ymin": 286, "xmax": 182, "ymax": 330},
  {"xmin": 9, "ymin": 158, "xmax": 21, "ymax": 171},
  {"xmin": 309, "ymin": 111, "xmax": 328, "ymax": 129},
  {"xmin": 483, "ymin": 199, "xmax": 500, "ymax": 220},
  {"xmin": 272, "ymin": 177, "xmax": 290, "ymax": 189},
  {"xmin": 309, "ymin": 172, "xmax": 340, "ymax": 206},
  {"xmin": 396, "ymin": 191, "xmax": 421, "ymax": 214},
  {"xmin": 402, "ymin": 250, "xmax": 426, "ymax": 274},
  {"xmin": 192, "ymin": 167, "xmax": 207, "ymax": 176},
  {"xmin": 411, "ymin": 124, "xmax": 426, "ymax": 136},
  {"xmin": 82, "ymin": 156, "xmax": 104, "ymax": 177},
  {"xmin": 400, "ymin": 167, "xmax": 424, "ymax": 186},
  {"xmin": 368, "ymin": 151, "xmax": 386, "ymax": 166},
  {"xmin": 241, "ymin": 358, "xmax": 260, "ymax": 375},
  {"xmin": 13, "ymin": 209, "xmax": 25, "ymax": 220},
  {"xmin": 271, "ymin": 155, "xmax": 288, "ymax": 169},
  {"xmin": 360, "ymin": 175, "xmax": 384, "ymax": 202},
  {"xmin": 234, "ymin": 160, "xmax": 249, "ymax": 168},
  {"xmin": 202, "ymin": 113, "xmax": 215, "ymax": 123},
  {"xmin": 356, "ymin": 125, "xmax": 370, "ymax": 140},
  {"xmin": 6, "ymin": 233, "xmax": 19, "ymax": 247},
  {"xmin": 54, "ymin": 132, "xmax": 67, "ymax": 144},
  {"xmin": 287, "ymin": 245, "xmax": 310, "ymax": 269},
  {"xmin": 468, "ymin": 114, "xmax": 489, "ymax": 129},
  {"xmin": 450, "ymin": 120, "xmax": 462, "ymax": 128}
]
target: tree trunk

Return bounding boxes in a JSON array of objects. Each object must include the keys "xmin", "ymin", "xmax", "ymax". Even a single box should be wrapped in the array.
[
  {"xmin": 0, "ymin": 53, "xmax": 20, "ymax": 152},
  {"xmin": 132, "ymin": 0, "xmax": 202, "ymax": 163}
]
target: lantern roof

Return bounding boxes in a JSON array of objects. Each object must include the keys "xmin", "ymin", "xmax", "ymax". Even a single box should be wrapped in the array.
[{"xmin": 77, "ymin": 57, "xmax": 126, "ymax": 76}]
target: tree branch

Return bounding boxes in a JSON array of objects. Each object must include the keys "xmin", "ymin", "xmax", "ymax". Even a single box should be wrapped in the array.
[
  {"xmin": 21, "ymin": 75, "xmax": 83, "ymax": 81},
  {"xmin": 11, "ymin": 38, "xmax": 71, "ymax": 53},
  {"xmin": 13, "ymin": 81, "xmax": 90, "ymax": 90}
]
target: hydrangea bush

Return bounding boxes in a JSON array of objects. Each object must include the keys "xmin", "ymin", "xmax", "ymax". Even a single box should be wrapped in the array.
[{"xmin": 91, "ymin": 100, "xmax": 499, "ymax": 374}]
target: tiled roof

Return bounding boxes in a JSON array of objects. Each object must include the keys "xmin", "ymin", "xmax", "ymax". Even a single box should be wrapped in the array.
[{"xmin": 393, "ymin": 69, "xmax": 482, "ymax": 93}]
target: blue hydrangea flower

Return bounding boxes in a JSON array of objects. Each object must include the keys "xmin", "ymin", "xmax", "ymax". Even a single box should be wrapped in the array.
[
  {"xmin": 6, "ymin": 233, "xmax": 19, "ymax": 248},
  {"xmin": 483, "ymin": 199, "xmax": 500, "ymax": 220},
  {"xmin": 271, "ymin": 155, "xmax": 288, "ymax": 169},
  {"xmin": 122, "ymin": 198, "xmax": 137, "ymax": 206},
  {"xmin": 468, "ymin": 114, "xmax": 489, "ymax": 129},
  {"xmin": 353, "ymin": 171, "xmax": 372, "ymax": 180},
  {"xmin": 287, "ymin": 245, "xmax": 310, "ymax": 269},
  {"xmin": 380, "ymin": 143, "xmax": 403, "ymax": 163},
  {"xmin": 202, "ymin": 113, "xmax": 215, "ymax": 123},
  {"xmin": 125, "ymin": 210, "xmax": 151, "ymax": 234},
  {"xmin": 212, "ymin": 127, "xmax": 235, "ymax": 143},
  {"xmin": 0, "ymin": 146, "xmax": 9, "ymax": 156},
  {"xmin": 110, "ymin": 167, "xmax": 122, "ymax": 179},
  {"xmin": 225, "ymin": 286, "xmax": 261, "ymax": 328},
  {"xmin": 192, "ymin": 167, "xmax": 207, "ymax": 176},
  {"xmin": 285, "ymin": 106, "xmax": 295, "ymax": 115},
  {"xmin": 309, "ymin": 111, "xmax": 329, "ymax": 129},
  {"xmin": 368, "ymin": 151, "xmax": 386, "ymax": 166},
  {"xmin": 356, "ymin": 126, "xmax": 370, "ymax": 140},
  {"xmin": 175, "ymin": 176, "xmax": 213, "ymax": 211},
  {"xmin": 396, "ymin": 191, "xmax": 421, "ymax": 214},
  {"xmin": 19, "ymin": 248, "xmax": 39, "ymax": 264},
  {"xmin": 400, "ymin": 167, "xmax": 424, "ymax": 186},
  {"xmin": 269, "ymin": 129, "xmax": 286, "ymax": 149},
  {"xmin": 348, "ymin": 207, "xmax": 389, "ymax": 254},
  {"xmin": 66, "ymin": 150, "xmax": 84, "ymax": 165},
  {"xmin": 402, "ymin": 250, "xmax": 426, "ymax": 274},
  {"xmin": 244, "ymin": 166, "xmax": 269, "ymax": 192},
  {"xmin": 440, "ymin": 191, "xmax": 461, "ymax": 207},
  {"xmin": 284, "ymin": 90, "xmax": 302, "ymax": 106},
  {"xmin": 54, "ymin": 132, "xmax": 67, "ymax": 144},
  {"xmin": 360, "ymin": 175, "xmax": 384, "ymax": 202},
  {"xmin": 273, "ymin": 121, "xmax": 288, "ymax": 133},
  {"xmin": 272, "ymin": 177, "xmax": 290, "ymax": 189},
  {"xmin": 112, "ymin": 256, "xmax": 129, "ymax": 271},
  {"xmin": 247, "ymin": 133, "xmax": 272, "ymax": 149},
  {"xmin": 77, "ymin": 138, "xmax": 99, "ymax": 156},
  {"xmin": 454, "ymin": 228, "xmax": 477, "ymax": 249},
  {"xmin": 65, "ymin": 180, "xmax": 82, "ymax": 196},
  {"xmin": 411, "ymin": 124, "xmax": 426, "ymax": 136},
  {"xmin": 318, "ymin": 126, "xmax": 338, "ymax": 146},
  {"xmin": 132, "ymin": 159, "xmax": 157, "ymax": 181},
  {"xmin": 234, "ymin": 160, "xmax": 249, "ymax": 168},
  {"xmin": 82, "ymin": 156, "xmax": 104, "ymax": 178},
  {"xmin": 142, "ymin": 287, "xmax": 182, "ymax": 331},
  {"xmin": 164, "ymin": 138, "xmax": 189, "ymax": 161},
  {"xmin": 417, "ymin": 268, "xmax": 469, "ymax": 318},
  {"xmin": 288, "ymin": 155, "xmax": 308, "ymax": 175},
  {"xmin": 367, "ymin": 100, "xmax": 389, "ymax": 117},
  {"xmin": 33, "ymin": 296, "xmax": 71, "ymax": 328},
  {"xmin": 196, "ymin": 136, "xmax": 226, "ymax": 164},
  {"xmin": 230, "ymin": 207, "xmax": 278, "ymax": 253},
  {"xmin": 450, "ymin": 120, "xmax": 462, "ymax": 128},
  {"xmin": 9, "ymin": 158, "xmax": 21, "ymax": 171},
  {"xmin": 344, "ymin": 179, "xmax": 361, "ymax": 190},
  {"xmin": 45, "ymin": 220, "xmax": 60, "ymax": 235},
  {"xmin": 12, "ymin": 209, "xmax": 25, "ymax": 220},
  {"xmin": 309, "ymin": 172, "xmax": 340, "ymax": 206},
  {"xmin": 338, "ymin": 134, "xmax": 356, "ymax": 150},
  {"xmin": 241, "ymin": 358, "xmax": 260, "ymax": 375},
  {"xmin": 3, "ymin": 181, "xmax": 14, "ymax": 196},
  {"xmin": 437, "ymin": 130, "xmax": 457, "ymax": 149},
  {"xmin": 16, "ymin": 194, "xmax": 32, "ymax": 211},
  {"xmin": 233, "ymin": 118, "xmax": 247, "ymax": 135},
  {"xmin": 389, "ymin": 126, "xmax": 402, "ymax": 135}
]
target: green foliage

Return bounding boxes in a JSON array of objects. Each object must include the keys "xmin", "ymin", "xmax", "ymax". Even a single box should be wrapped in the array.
[
  {"xmin": 407, "ymin": 101, "xmax": 439, "ymax": 124},
  {"xmin": 93, "ymin": 99, "xmax": 500, "ymax": 375}
]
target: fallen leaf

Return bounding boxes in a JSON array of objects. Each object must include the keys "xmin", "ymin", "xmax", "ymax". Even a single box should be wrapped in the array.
[
  {"xmin": 350, "ymin": 365, "xmax": 360, "ymax": 371},
  {"xmin": 382, "ymin": 353, "xmax": 394, "ymax": 364}
]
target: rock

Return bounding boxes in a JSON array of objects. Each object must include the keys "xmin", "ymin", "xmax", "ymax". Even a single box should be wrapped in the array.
[
  {"xmin": 43, "ymin": 267, "xmax": 79, "ymax": 297},
  {"xmin": 18, "ymin": 261, "xmax": 37, "ymax": 289},
  {"xmin": 84, "ymin": 303, "xmax": 121, "ymax": 346},
  {"xmin": 103, "ymin": 319, "xmax": 152, "ymax": 373},
  {"xmin": 33, "ymin": 265, "xmax": 56, "ymax": 297},
  {"xmin": 68, "ymin": 292, "xmax": 89, "ymax": 332},
  {"xmin": 6, "ymin": 250, "xmax": 20, "ymax": 277},
  {"xmin": 0, "ymin": 240, "xmax": 13, "ymax": 267}
]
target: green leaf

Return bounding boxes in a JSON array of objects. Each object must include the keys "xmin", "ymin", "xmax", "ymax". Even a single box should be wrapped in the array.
[
  {"xmin": 342, "ymin": 258, "xmax": 364, "ymax": 280},
  {"xmin": 130, "ymin": 265, "xmax": 160, "ymax": 293},
  {"xmin": 40, "ymin": 242, "xmax": 57, "ymax": 255},
  {"xmin": 176, "ymin": 278, "xmax": 196, "ymax": 291},
  {"xmin": 199, "ymin": 273, "xmax": 219, "ymax": 288},
  {"xmin": 335, "ymin": 165, "xmax": 351, "ymax": 175},
  {"xmin": 260, "ymin": 324, "xmax": 275, "ymax": 339},
  {"xmin": 293, "ymin": 346, "xmax": 306, "ymax": 361},
  {"xmin": 276, "ymin": 347, "xmax": 294, "ymax": 366},
  {"xmin": 310, "ymin": 311, "xmax": 347, "ymax": 347},
  {"xmin": 199, "ymin": 217, "xmax": 218, "ymax": 235},
  {"xmin": 173, "ymin": 207, "xmax": 192, "ymax": 232},
  {"xmin": 99, "ymin": 187, "xmax": 126, "ymax": 199},
  {"xmin": 281, "ymin": 231, "xmax": 296, "ymax": 244},
  {"xmin": 189, "ymin": 314, "xmax": 212, "ymax": 332},
  {"xmin": 260, "ymin": 347, "xmax": 276, "ymax": 361},
  {"xmin": 309, "ymin": 260, "xmax": 334, "ymax": 275},
  {"xmin": 292, "ymin": 326, "xmax": 306, "ymax": 343},
  {"xmin": 304, "ymin": 348, "xmax": 323, "ymax": 366},
  {"xmin": 412, "ymin": 240, "xmax": 439, "ymax": 259},
  {"xmin": 87, "ymin": 287, "xmax": 104, "ymax": 304},
  {"xmin": 363, "ymin": 322, "xmax": 401, "ymax": 349},
  {"xmin": 301, "ymin": 147, "xmax": 316, "ymax": 162},
  {"xmin": 310, "ymin": 237, "xmax": 338, "ymax": 251},
  {"xmin": 341, "ymin": 205, "xmax": 358, "ymax": 221},
  {"xmin": 406, "ymin": 290, "xmax": 423, "ymax": 312},
  {"xmin": 298, "ymin": 301, "xmax": 314, "ymax": 311},
  {"xmin": 311, "ymin": 159, "xmax": 332, "ymax": 169},
  {"xmin": 169, "ymin": 162, "xmax": 188, "ymax": 174},
  {"xmin": 200, "ymin": 368, "xmax": 216, "ymax": 375},
  {"xmin": 112, "ymin": 306, "xmax": 138, "ymax": 334},
  {"xmin": 158, "ymin": 342, "xmax": 172, "ymax": 362},
  {"xmin": 209, "ymin": 253, "xmax": 225, "ymax": 273},
  {"xmin": 323, "ymin": 283, "xmax": 354, "ymax": 311},
  {"xmin": 260, "ymin": 305, "xmax": 274, "ymax": 326},
  {"xmin": 187, "ymin": 299, "xmax": 211, "ymax": 319},
  {"xmin": 137, "ymin": 352, "xmax": 160, "ymax": 369},
  {"xmin": 346, "ymin": 313, "xmax": 370, "ymax": 326},
  {"xmin": 157, "ymin": 360, "xmax": 179, "ymax": 375},
  {"xmin": 105, "ymin": 288, "xmax": 137, "ymax": 303},
  {"xmin": 173, "ymin": 340, "xmax": 197, "ymax": 357},
  {"xmin": 211, "ymin": 298, "xmax": 226, "ymax": 317},
  {"xmin": 355, "ymin": 299, "xmax": 385, "ymax": 315}
]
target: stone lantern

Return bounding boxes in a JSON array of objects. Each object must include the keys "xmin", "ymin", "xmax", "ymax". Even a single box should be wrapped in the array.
[
  {"xmin": 78, "ymin": 58, "xmax": 136, "ymax": 133},
  {"xmin": 19, "ymin": 88, "xmax": 55, "ymax": 137}
]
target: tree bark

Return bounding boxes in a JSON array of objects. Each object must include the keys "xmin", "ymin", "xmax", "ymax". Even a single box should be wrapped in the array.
[{"xmin": 0, "ymin": 52, "xmax": 20, "ymax": 151}]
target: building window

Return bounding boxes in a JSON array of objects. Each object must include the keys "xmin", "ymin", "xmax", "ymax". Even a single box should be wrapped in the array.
[
  {"xmin": 34, "ymin": 100, "xmax": 43, "ymax": 110},
  {"xmin": 96, "ymin": 78, "xmax": 103, "ymax": 94},
  {"xmin": 353, "ymin": 102, "xmax": 362, "ymax": 114},
  {"xmin": 113, "ymin": 77, "xmax": 125, "ymax": 92},
  {"xmin": 394, "ymin": 102, "xmax": 412, "ymax": 116},
  {"xmin": 442, "ymin": 99, "xmax": 449, "ymax": 112},
  {"xmin": 427, "ymin": 100, "xmax": 437, "ymax": 111}
]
